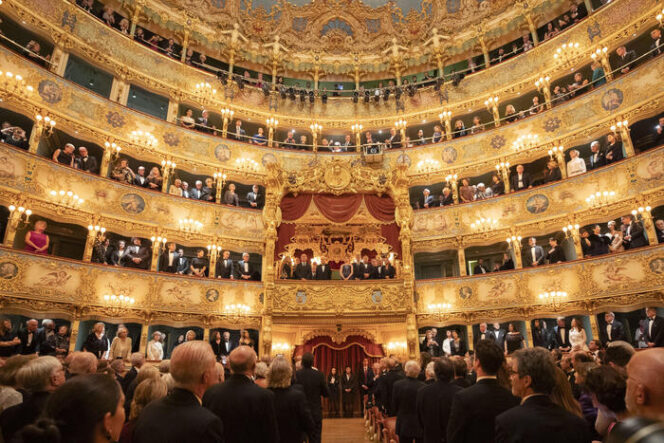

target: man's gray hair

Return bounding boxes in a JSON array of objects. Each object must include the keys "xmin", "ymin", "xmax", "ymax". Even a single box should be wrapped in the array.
[
  {"xmin": 404, "ymin": 360, "xmax": 421, "ymax": 378},
  {"xmin": 512, "ymin": 347, "xmax": 557, "ymax": 395},
  {"xmin": 425, "ymin": 361, "xmax": 436, "ymax": 380},
  {"xmin": 17, "ymin": 356, "xmax": 61, "ymax": 392}
]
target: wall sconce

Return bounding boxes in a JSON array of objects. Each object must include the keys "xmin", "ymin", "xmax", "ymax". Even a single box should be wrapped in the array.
[
  {"xmin": 35, "ymin": 114, "xmax": 56, "ymax": 135},
  {"xmin": 351, "ymin": 123, "xmax": 363, "ymax": 147},
  {"xmin": 416, "ymin": 158, "xmax": 440, "ymax": 174},
  {"xmin": 266, "ymin": 117, "xmax": 279, "ymax": 148},
  {"xmin": 438, "ymin": 110, "xmax": 452, "ymax": 140},
  {"xmin": 394, "ymin": 118, "xmax": 407, "ymax": 144},
  {"xmin": 632, "ymin": 206, "xmax": 653, "ymax": 224},
  {"xmin": 129, "ymin": 130, "xmax": 157, "ymax": 148},
  {"xmin": 610, "ymin": 119, "xmax": 629, "ymax": 134},
  {"xmin": 310, "ymin": 122, "xmax": 322, "ymax": 152},
  {"xmin": 0, "ymin": 71, "xmax": 34, "ymax": 97},
  {"xmin": 103, "ymin": 294, "xmax": 136, "ymax": 314},
  {"xmin": 220, "ymin": 107, "xmax": 234, "ymax": 138},
  {"xmin": 8, "ymin": 204, "xmax": 32, "ymax": 226},
  {"xmin": 271, "ymin": 342, "xmax": 291, "ymax": 354},
  {"xmin": 235, "ymin": 157, "xmax": 259, "ymax": 173},
  {"xmin": 656, "ymin": 8, "xmax": 664, "ymax": 26},
  {"xmin": 495, "ymin": 161, "xmax": 511, "ymax": 192},
  {"xmin": 484, "ymin": 96, "xmax": 500, "ymax": 127},
  {"xmin": 534, "ymin": 76, "xmax": 551, "ymax": 109},
  {"xmin": 562, "ymin": 223, "xmax": 580, "ymax": 239},
  {"xmin": 87, "ymin": 224, "xmax": 106, "ymax": 236},
  {"xmin": 50, "ymin": 190, "xmax": 84, "ymax": 208},
  {"xmin": 445, "ymin": 173, "xmax": 459, "ymax": 204},
  {"xmin": 590, "ymin": 47, "xmax": 608, "ymax": 60},
  {"xmin": 150, "ymin": 235, "xmax": 168, "ymax": 254},
  {"xmin": 506, "ymin": 235, "xmax": 522, "ymax": 246},
  {"xmin": 213, "ymin": 171, "xmax": 227, "ymax": 187},
  {"xmin": 193, "ymin": 82, "xmax": 217, "ymax": 105},
  {"xmin": 538, "ymin": 291, "xmax": 568, "ymax": 310},
  {"xmin": 207, "ymin": 244, "xmax": 222, "ymax": 256},
  {"xmin": 586, "ymin": 191, "xmax": 616, "ymax": 208},
  {"xmin": 160, "ymin": 159, "xmax": 177, "ymax": 173},
  {"xmin": 547, "ymin": 145, "xmax": 564, "ymax": 160},
  {"xmin": 553, "ymin": 42, "xmax": 580, "ymax": 65},
  {"xmin": 178, "ymin": 219, "xmax": 202, "ymax": 233},
  {"xmin": 590, "ymin": 46, "xmax": 613, "ymax": 81},
  {"xmin": 512, "ymin": 134, "xmax": 539, "ymax": 151},
  {"xmin": 104, "ymin": 141, "xmax": 122, "ymax": 159},
  {"xmin": 224, "ymin": 304, "xmax": 252, "ymax": 319},
  {"xmin": 470, "ymin": 217, "xmax": 498, "ymax": 232}
]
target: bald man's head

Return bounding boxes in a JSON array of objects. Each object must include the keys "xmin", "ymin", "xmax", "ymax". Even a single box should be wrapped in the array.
[
  {"xmin": 229, "ymin": 346, "xmax": 257, "ymax": 376},
  {"xmin": 626, "ymin": 348, "xmax": 664, "ymax": 420},
  {"xmin": 170, "ymin": 341, "xmax": 217, "ymax": 397}
]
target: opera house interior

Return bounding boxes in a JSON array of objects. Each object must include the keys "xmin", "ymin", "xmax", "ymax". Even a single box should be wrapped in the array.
[{"xmin": 0, "ymin": 0, "xmax": 663, "ymax": 441}]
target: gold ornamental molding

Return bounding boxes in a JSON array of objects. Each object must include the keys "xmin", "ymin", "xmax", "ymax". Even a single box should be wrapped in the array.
[
  {"xmin": 2, "ymin": 0, "xmax": 659, "ymax": 125},
  {"xmin": 300, "ymin": 328, "xmax": 377, "ymax": 344}
]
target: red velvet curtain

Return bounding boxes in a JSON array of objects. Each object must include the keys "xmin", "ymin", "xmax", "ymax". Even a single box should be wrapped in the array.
[
  {"xmin": 275, "ymin": 223, "xmax": 296, "ymax": 260},
  {"xmin": 281, "ymin": 193, "xmax": 313, "ymax": 221},
  {"xmin": 381, "ymin": 223, "xmax": 402, "ymax": 258},
  {"xmin": 312, "ymin": 194, "xmax": 363, "ymax": 223},
  {"xmin": 294, "ymin": 335, "xmax": 384, "ymax": 379},
  {"xmin": 364, "ymin": 194, "xmax": 395, "ymax": 222}
]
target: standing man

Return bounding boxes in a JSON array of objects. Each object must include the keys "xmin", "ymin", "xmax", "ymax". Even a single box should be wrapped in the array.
[
  {"xmin": 294, "ymin": 253, "xmax": 313, "ymax": 280},
  {"xmin": 294, "ymin": 352, "xmax": 329, "ymax": 443},
  {"xmin": 246, "ymin": 185, "xmax": 263, "ymax": 209},
  {"xmin": 219, "ymin": 331, "xmax": 236, "ymax": 357},
  {"xmin": 554, "ymin": 317, "xmax": 571, "ymax": 352},
  {"xmin": 216, "ymin": 250, "xmax": 235, "ymax": 279},
  {"xmin": 492, "ymin": 323, "xmax": 506, "ymax": 350},
  {"xmin": 645, "ymin": 307, "xmax": 664, "ymax": 347},
  {"xmin": 315, "ymin": 257, "xmax": 331, "ymax": 280},
  {"xmin": 523, "ymin": 237, "xmax": 545, "ymax": 267},
  {"xmin": 341, "ymin": 366, "xmax": 356, "ymax": 417},
  {"xmin": 599, "ymin": 312, "xmax": 626, "ymax": 346},
  {"xmin": 18, "ymin": 319, "xmax": 39, "ymax": 355},
  {"xmin": 392, "ymin": 360, "xmax": 425, "ymax": 443},
  {"xmin": 358, "ymin": 358, "xmax": 375, "ymax": 409},
  {"xmin": 236, "ymin": 252, "xmax": 254, "ymax": 280}
]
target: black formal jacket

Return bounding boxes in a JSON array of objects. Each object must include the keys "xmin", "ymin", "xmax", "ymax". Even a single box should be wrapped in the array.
[
  {"xmin": 599, "ymin": 319, "xmax": 626, "ymax": 346},
  {"xmin": 588, "ymin": 150, "xmax": 606, "ymax": 170},
  {"xmin": 547, "ymin": 246, "xmax": 566, "ymax": 264},
  {"xmin": 447, "ymin": 378, "xmax": 519, "ymax": 443},
  {"xmin": 122, "ymin": 245, "xmax": 150, "ymax": 269},
  {"xmin": 269, "ymin": 386, "xmax": 315, "ymax": 443},
  {"xmin": 0, "ymin": 391, "xmax": 50, "ymax": 442},
  {"xmin": 235, "ymin": 260, "xmax": 254, "ymax": 280},
  {"xmin": 375, "ymin": 368, "xmax": 405, "ymax": 416},
  {"xmin": 605, "ymin": 141, "xmax": 624, "ymax": 163},
  {"xmin": 450, "ymin": 339, "xmax": 466, "ymax": 356},
  {"xmin": 624, "ymin": 222, "xmax": 648, "ymax": 249},
  {"xmin": 542, "ymin": 167, "xmax": 562, "ymax": 183},
  {"xmin": 417, "ymin": 379, "xmax": 462, "ymax": 443},
  {"xmin": 216, "ymin": 257, "xmax": 235, "ymax": 279},
  {"xmin": 352, "ymin": 262, "xmax": 363, "ymax": 280},
  {"xmin": 213, "ymin": 339, "xmax": 236, "ymax": 357},
  {"xmin": 358, "ymin": 262, "xmax": 374, "ymax": 280},
  {"xmin": 18, "ymin": 329, "xmax": 38, "ymax": 354},
  {"xmin": 357, "ymin": 367, "xmax": 375, "ymax": 393},
  {"xmin": 75, "ymin": 155, "xmax": 98, "ymax": 173},
  {"xmin": 176, "ymin": 255, "xmax": 190, "ymax": 274},
  {"xmin": 315, "ymin": 264, "xmax": 332, "ymax": 280},
  {"xmin": 440, "ymin": 193, "xmax": 455, "ymax": 206},
  {"xmin": 203, "ymin": 375, "xmax": 278, "ymax": 443},
  {"xmin": 36, "ymin": 328, "xmax": 56, "ymax": 356},
  {"xmin": 583, "ymin": 234, "xmax": 610, "ymax": 257},
  {"xmin": 110, "ymin": 247, "xmax": 128, "ymax": 266},
  {"xmin": 473, "ymin": 264, "xmax": 489, "ymax": 275},
  {"xmin": 392, "ymin": 376, "xmax": 426, "ymax": 438},
  {"xmin": 523, "ymin": 245, "xmax": 545, "ymax": 267},
  {"xmin": 294, "ymin": 367, "xmax": 330, "ymax": 420},
  {"xmin": 246, "ymin": 191, "xmax": 263, "ymax": 208},
  {"xmin": 294, "ymin": 263, "xmax": 313, "ymax": 280},
  {"xmin": 495, "ymin": 394, "xmax": 591, "ymax": 443},
  {"xmin": 134, "ymin": 388, "xmax": 223, "ymax": 443},
  {"xmin": 554, "ymin": 325, "xmax": 572, "ymax": 349},
  {"xmin": 532, "ymin": 326, "xmax": 546, "ymax": 348},
  {"xmin": 327, "ymin": 373, "xmax": 340, "ymax": 395},
  {"xmin": 493, "ymin": 329, "xmax": 506, "ymax": 350},
  {"xmin": 160, "ymin": 251, "xmax": 180, "ymax": 273},
  {"xmin": 341, "ymin": 373, "xmax": 356, "ymax": 394},
  {"xmin": 510, "ymin": 172, "xmax": 532, "ymax": 191},
  {"xmin": 646, "ymin": 316, "xmax": 664, "ymax": 347},
  {"xmin": 474, "ymin": 330, "xmax": 496, "ymax": 347},
  {"xmin": 82, "ymin": 332, "xmax": 109, "ymax": 359}
]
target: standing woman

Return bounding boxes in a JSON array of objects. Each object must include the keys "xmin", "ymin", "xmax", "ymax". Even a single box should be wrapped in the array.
[
  {"xmin": 340, "ymin": 257, "xmax": 354, "ymax": 281},
  {"xmin": 24, "ymin": 220, "xmax": 49, "ymax": 255},
  {"xmin": 327, "ymin": 367, "xmax": 340, "ymax": 418},
  {"xmin": 279, "ymin": 256, "xmax": 293, "ymax": 280},
  {"xmin": 239, "ymin": 330, "xmax": 254, "ymax": 348},
  {"xmin": 504, "ymin": 323, "xmax": 525, "ymax": 355},
  {"xmin": 569, "ymin": 317, "xmax": 589, "ymax": 351},
  {"xmin": 54, "ymin": 325, "xmax": 70, "ymax": 359},
  {"xmin": 83, "ymin": 322, "xmax": 109, "ymax": 359},
  {"xmin": 607, "ymin": 221, "xmax": 624, "ymax": 253},
  {"xmin": 209, "ymin": 331, "xmax": 223, "ymax": 361},
  {"xmin": 184, "ymin": 330, "xmax": 196, "ymax": 342},
  {"xmin": 189, "ymin": 249, "xmax": 208, "ymax": 277},
  {"xmin": 146, "ymin": 167, "xmax": 163, "ymax": 191},
  {"xmin": 459, "ymin": 178, "xmax": 474, "ymax": 203},
  {"xmin": 450, "ymin": 330, "xmax": 466, "ymax": 356},
  {"xmin": 146, "ymin": 331, "xmax": 163, "ymax": 361},
  {"xmin": 109, "ymin": 326, "xmax": 133, "ymax": 361}
]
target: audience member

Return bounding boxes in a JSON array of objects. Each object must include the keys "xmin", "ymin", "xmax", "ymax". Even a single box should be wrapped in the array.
[
  {"xmin": 392, "ymin": 360, "xmax": 425, "ymax": 443},
  {"xmin": 510, "ymin": 164, "xmax": 532, "ymax": 192},
  {"xmin": 340, "ymin": 366, "xmax": 356, "ymax": 417},
  {"xmin": 523, "ymin": 237, "xmax": 545, "ymax": 267},
  {"xmin": 644, "ymin": 307, "xmax": 664, "ymax": 347},
  {"xmin": 616, "ymin": 46, "xmax": 636, "ymax": 74},
  {"xmin": 621, "ymin": 215, "xmax": 647, "ymax": 250},
  {"xmin": 624, "ymin": 348, "xmax": 664, "ymax": 420},
  {"xmin": 584, "ymin": 365, "xmax": 628, "ymax": 440},
  {"xmin": 23, "ymin": 220, "xmax": 49, "ymax": 255},
  {"xmin": 109, "ymin": 326, "xmax": 132, "ymax": 361},
  {"xmin": 67, "ymin": 351, "xmax": 98, "ymax": 377},
  {"xmin": 268, "ymin": 356, "xmax": 315, "ymax": 442},
  {"xmin": 416, "ymin": 358, "xmax": 460, "ymax": 443},
  {"xmin": 120, "ymin": 377, "xmax": 168, "ymax": 443},
  {"xmin": 75, "ymin": 146, "xmax": 98, "ymax": 173},
  {"xmin": 294, "ymin": 352, "xmax": 329, "ymax": 443},
  {"xmin": 567, "ymin": 149, "xmax": 587, "ymax": 177}
]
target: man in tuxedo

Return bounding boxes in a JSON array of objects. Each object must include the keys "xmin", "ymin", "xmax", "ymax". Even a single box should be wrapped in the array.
[
  {"xmin": 133, "ymin": 166, "xmax": 149, "ymax": 187},
  {"xmin": 510, "ymin": 164, "xmax": 532, "ymax": 192},
  {"xmin": 417, "ymin": 358, "xmax": 461, "ymax": 443},
  {"xmin": 341, "ymin": 366, "xmax": 356, "ymax": 417},
  {"xmin": 159, "ymin": 242, "xmax": 179, "ymax": 273},
  {"xmin": 375, "ymin": 357, "xmax": 405, "ymax": 416},
  {"xmin": 447, "ymin": 340, "xmax": 519, "ymax": 443},
  {"xmin": 383, "ymin": 258, "xmax": 396, "ymax": 279},
  {"xmin": 294, "ymin": 352, "xmax": 329, "ymax": 443},
  {"xmin": 358, "ymin": 358, "xmax": 375, "ymax": 408},
  {"xmin": 392, "ymin": 360, "xmax": 425, "ymax": 443},
  {"xmin": 386, "ymin": 128, "xmax": 401, "ymax": 149},
  {"xmin": 235, "ymin": 252, "xmax": 254, "ymax": 280},
  {"xmin": 219, "ymin": 331, "xmax": 236, "ymax": 356},
  {"xmin": 18, "ymin": 319, "xmax": 39, "ymax": 355},
  {"xmin": 474, "ymin": 323, "xmax": 495, "ymax": 347},
  {"xmin": 216, "ymin": 250, "xmax": 235, "ymax": 279},
  {"xmin": 196, "ymin": 110, "xmax": 213, "ymax": 133},
  {"xmin": 203, "ymin": 346, "xmax": 277, "ymax": 442},
  {"xmin": 175, "ymin": 249, "xmax": 189, "ymax": 274},
  {"xmin": 588, "ymin": 141, "xmax": 606, "ymax": 170},
  {"xmin": 110, "ymin": 240, "xmax": 128, "ymax": 266},
  {"xmin": 492, "ymin": 323, "xmax": 506, "ymax": 350},
  {"xmin": 546, "ymin": 237, "xmax": 566, "ymax": 264},
  {"xmin": 645, "ymin": 307, "xmax": 664, "ymax": 347},
  {"xmin": 616, "ymin": 45, "xmax": 637, "ymax": 74},
  {"xmin": 340, "ymin": 134, "xmax": 353, "ymax": 151},
  {"xmin": 352, "ymin": 254, "xmax": 363, "ymax": 280},
  {"xmin": 122, "ymin": 237, "xmax": 150, "ymax": 270},
  {"xmin": 422, "ymin": 188, "xmax": 434, "ymax": 209},
  {"xmin": 495, "ymin": 348, "xmax": 591, "ymax": 443},
  {"xmin": 359, "ymin": 255, "xmax": 373, "ymax": 280},
  {"xmin": 600, "ymin": 312, "xmax": 626, "ymax": 346},
  {"xmin": 581, "ymin": 225, "xmax": 610, "ymax": 257},
  {"xmin": 622, "ymin": 215, "xmax": 648, "ymax": 249},
  {"xmin": 294, "ymin": 253, "xmax": 313, "ymax": 280},
  {"xmin": 473, "ymin": 258, "xmax": 489, "ymax": 275},
  {"xmin": 74, "ymin": 147, "xmax": 98, "ymax": 173},
  {"xmin": 554, "ymin": 317, "xmax": 572, "ymax": 352},
  {"xmin": 246, "ymin": 185, "xmax": 262, "ymax": 209},
  {"xmin": 651, "ymin": 28, "xmax": 663, "ymax": 58},
  {"xmin": 523, "ymin": 237, "xmax": 545, "ymax": 267},
  {"xmin": 315, "ymin": 257, "xmax": 331, "ymax": 280},
  {"xmin": 233, "ymin": 119, "xmax": 246, "ymax": 141},
  {"xmin": 134, "ymin": 341, "xmax": 223, "ymax": 443}
]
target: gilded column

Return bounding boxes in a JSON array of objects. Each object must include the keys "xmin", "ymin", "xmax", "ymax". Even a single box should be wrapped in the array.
[
  {"xmin": 166, "ymin": 99, "xmax": 180, "ymax": 124},
  {"xmin": 82, "ymin": 228, "xmax": 97, "ymax": 262},
  {"xmin": 3, "ymin": 211, "xmax": 22, "ymax": 247},
  {"xmin": 467, "ymin": 325, "xmax": 474, "ymax": 351},
  {"xmin": 203, "ymin": 327, "xmax": 210, "ymax": 342},
  {"xmin": 260, "ymin": 315, "xmax": 273, "ymax": 358},
  {"xmin": 139, "ymin": 321, "xmax": 149, "ymax": 355},
  {"xmin": 406, "ymin": 314, "xmax": 418, "ymax": 360},
  {"xmin": 28, "ymin": 122, "xmax": 44, "ymax": 154},
  {"xmin": 524, "ymin": 12, "xmax": 539, "ymax": 46},
  {"xmin": 478, "ymin": 34, "xmax": 490, "ymax": 69},
  {"xmin": 128, "ymin": 1, "xmax": 144, "ymax": 37},
  {"xmin": 68, "ymin": 319, "xmax": 80, "ymax": 353},
  {"xmin": 457, "ymin": 245, "xmax": 467, "ymax": 276},
  {"xmin": 524, "ymin": 320, "xmax": 533, "ymax": 347},
  {"xmin": 588, "ymin": 314, "xmax": 600, "ymax": 341},
  {"xmin": 100, "ymin": 147, "xmax": 113, "ymax": 178},
  {"xmin": 110, "ymin": 77, "xmax": 130, "ymax": 105},
  {"xmin": 150, "ymin": 242, "xmax": 161, "ymax": 272},
  {"xmin": 180, "ymin": 30, "xmax": 190, "ymax": 64}
]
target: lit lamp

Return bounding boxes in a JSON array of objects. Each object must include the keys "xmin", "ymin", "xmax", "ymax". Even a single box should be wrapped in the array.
[
  {"xmin": 351, "ymin": 123, "xmax": 363, "ymax": 148},
  {"xmin": 266, "ymin": 117, "xmax": 278, "ymax": 148},
  {"xmin": 538, "ymin": 291, "xmax": 568, "ymax": 310},
  {"xmin": 506, "ymin": 235, "xmax": 523, "ymax": 268},
  {"xmin": 394, "ymin": 118, "xmax": 407, "ymax": 145},
  {"xmin": 213, "ymin": 170, "xmax": 227, "ymax": 202},
  {"xmin": 0, "ymin": 71, "xmax": 34, "ymax": 98},
  {"xmin": 438, "ymin": 110, "xmax": 452, "ymax": 140},
  {"xmin": 631, "ymin": 206, "xmax": 657, "ymax": 246},
  {"xmin": 445, "ymin": 174, "xmax": 459, "ymax": 204},
  {"xmin": 160, "ymin": 159, "xmax": 177, "ymax": 193},
  {"xmin": 178, "ymin": 219, "xmax": 203, "ymax": 233},
  {"xmin": 470, "ymin": 217, "xmax": 498, "ymax": 233},
  {"xmin": 610, "ymin": 119, "xmax": 635, "ymax": 157},
  {"xmin": 658, "ymin": 7, "xmax": 664, "ymax": 26},
  {"xmin": 84, "ymin": 224, "xmax": 106, "ymax": 261},
  {"xmin": 534, "ymin": 76, "xmax": 552, "ymax": 109},
  {"xmin": 102, "ymin": 141, "xmax": 122, "ymax": 176},
  {"xmin": 416, "ymin": 158, "xmax": 440, "ymax": 175},
  {"xmin": 590, "ymin": 47, "xmax": 612, "ymax": 81},
  {"xmin": 129, "ymin": 130, "xmax": 157, "ymax": 148},
  {"xmin": 512, "ymin": 134, "xmax": 539, "ymax": 152},
  {"xmin": 495, "ymin": 161, "xmax": 511, "ymax": 193},
  {"xmin": 207, "ymin": 243, "xmax": 222, "ymax": 278},
  {"xmin": 150, "ymin": 235, "xmax": 168, "ymax": 271},
  {"xmin": 484, "ymin": 96, "xmax": 500, "ymax": 127},
  {"xmin": 553, "ymin": 42, "xmax": 581, "ymax": 66},
  {"xmin": 49, "ymin": 190, "xmax": 84, "ymax": 208},
  {"xmin": 271, "ymin": 342, "xmax": 291, "ymax": 356},
  {"xmin": 35, "ymin": 113, "xmax": 56, "ymax": 135},
  {"xmin": 309, "ymin": 122, "xmax": 322, "ymax": 152},
  {"xmin": 562, "ymin": 223, "xmax": 583, "ymax": 259},
  {"xmin": 224, "ymin": 304, "xmax": 251, "ymax": 320},
  {"xmin": 547, "ymin": 145, "xmax": 566, "ymax": 178},
  {"xmin": 220, "ymin": 107, "xmax": 234, "ymax": 138},
  {"xmin": 428, "ymin": 302, "xmax": 452, "ymax": 321},
  {"xmin": 102, "ymin": 294, "xmax": 136, "ymax": 315},
  {"xmin": 3, "ymin": 204, "xmax": 32, "ymax": 247},
  {"xmin": 193, "ymin": 81, "xmax": 217, "ymax": 106},
  {"xmin": 235, "ymin": 157, "xmax": 259, "ymax": 173},
  {"xmin": 385, "ymin": 341, "xmax": 407, "ymax": 359},
  {"xmin": 585, "ymin": 191, "xmax": 616, "ymax": 208}
]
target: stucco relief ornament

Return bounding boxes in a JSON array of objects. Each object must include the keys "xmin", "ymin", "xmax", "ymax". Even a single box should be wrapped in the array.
[
  {"xmin": 490, "ymin": 135, "xmax": 506, "ymax": 150},
  {"xmin": 324, "ymin": 163, "xmax": 352, "ymax": 191},
  {"xmin": 543, "ymin": 117, "xmax": 561, "ymax": 132}
]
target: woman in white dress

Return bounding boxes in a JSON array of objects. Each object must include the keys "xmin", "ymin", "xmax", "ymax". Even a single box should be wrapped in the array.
[
  {"xmin": 147, "ymin": 331, "xmax": 164, "ymax": 361},
  {"xmin": 569, "ymin": 317, "xmax": 588, "ymax": 351},
  {"xmin": 607, "ymin": 220, "xmax": 624, "ymax": 253}
]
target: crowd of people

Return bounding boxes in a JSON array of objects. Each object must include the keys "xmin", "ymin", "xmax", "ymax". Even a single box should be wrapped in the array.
[{"xmin": 279, "ymin": 253, "xmax": 396, "ymax": 280}]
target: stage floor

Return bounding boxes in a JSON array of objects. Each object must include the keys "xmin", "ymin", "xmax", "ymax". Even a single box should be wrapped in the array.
[{"xmin": 322, "ymin": 418, "xmax": 371, "ymax": 443}]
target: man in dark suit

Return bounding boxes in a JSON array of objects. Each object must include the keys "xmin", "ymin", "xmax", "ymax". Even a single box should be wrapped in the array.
[
  {"xmin": 203, "ymin": 346, "xmax": 278, "ymax": 443},
  {"xmin": 196, "ymin": 110, "xmax": 213, "ymax": 133},
  {"xmin": 392, "ymin": 360, "xmax": 425, "ymax": 443},
  {"xmin": 18, "ymin": 319, "xmax": 39, "ymax": 355},
  {"xmin": 233, "ymin": 119, "xmax": 246, "ymax": 141},
  {"xmin": 341, "ymin": 366, "xmax": 356, "ymax": 417},
  {"xmin": 422, "ymin": 188, "xmax": 434, "ymax": 209},
  {"xmin": 375, "ymin": 357, "xmax": 405, "ymax": 416},
  {"xmin": 246, "ymin": 185, "xmax": 263, "ymax": 209},
  {"xmin": 510, "ymin": 164, "xmax": 532, "ymax": 192},
  {"xmin": 383, "ymin": 259, "xmax": 396, "ymax": 279},
  {"xmin": 651, "ymin": 28, "xmax": 663, "ymax": 58},
  {"xmin": 587, "ymin": 141, "xmax": 606, "ymax": 170},
  {"xmin": 523, "ymin": 237, "xmax": 545, "ymax": 267},
  {"xmin": 216, "ymin": 250, "xmax": 235, "ymax": 279},
  {"xmin": 546, "ymin": 237, "xmax": 566, "ymax": 264},
  {"xmin": 122, "ymin": 237, "xmax": 150, "ymax": 270},
  {"xmin": 447, "ymin": 340, "xmax": 519, "ymax": 443},
  {"xmin": 235, "ymin": 252, "xmax": 254, "ymax": 280},
  {"xmin": 134, "ymin": 341, "xmax": 223, "ymax": 443},
  {"xmin": 616, "ymin": 45, "xmax": 637, "ymax": 74},
  {"xmin": 352, "ymin": 254, "xmax": 363, "ymax": 280},
  {"xmin": 110, "ymin": 240, "xmax": 128, "ymax": 266},
  {"xmin": 495, "ymin": 348, "xmax": 592, "ymax": 443},
  {"xmin": 315, "ymin": 257, "xmax": 332, "ymax": 280},
  {"xmin": 440, "ymin": 187, "xmax": 454, "ymax": 206},
  {"xmin": 473, "ymin": 258, "xmax": 489, "ymax": 275},
  {"xmin": 417, "ymin": 358, "xmax": 461, "ymax": 443},
  {"xmin": 358, "ymin": 358, "xmax": 375, "ymax": 408},
  {"xmin": 474, "ymin": 323, "xmax": 495, "ymax": 348},
  {"xmin": 219, "ymin": 330, "xmax": 236, "ymax": 356},
  {"xmin": 133, "ymin": 166, "xmax": 149, "ymax": 187},
  {"xmin": 294, "ymin": 352, "xmax": 329, "ymax": 443},
  {"xmin": 294, "ymin": 253, "xmax": 313, "ymax": 280},
  {"xmin": 159, "ymin": 242, "xmax": 179, "ymax": 273},
  {"xmin": 622, "ymin": 215, "xmax": 648, "ymax": 249},
  {"xmin": 492, "ymin": 323, "xmax": 506, "ymax": 350},
  {"xmin": 599, "ymin": 312, "xmax": 626, "ymax": 346},
  {"xmin": 359, "ymin": 255, "xmax": 374, "ymax": 280},
  {"xmin": 554, "ymin": 317, "xmax": 572, "ymax": 352},
  {"xmin": 74, "ymin": 147, "xmax": 98, "ymax": 173},
  {"xmin": 175, "ymin": 249, "xmax": 189, "ymax": 274},
  {"xmin": 645, "ymin": 307, "xmax": 664, "ymax": 347},
  {"xmin": 386, "ymin": 127, "xmax": 401, "ymax": 149},
  {"xmin": 581, "ymin": 225, "xmax": 610, "ymax": 257},
  {"xmin": 36, "ymin": 319, "xmax": 57, "ymax": 356}
]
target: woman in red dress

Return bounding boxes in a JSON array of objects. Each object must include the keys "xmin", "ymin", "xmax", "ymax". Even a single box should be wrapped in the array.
[{"xmin": 24, "ymin": 220, "xmax": 49, "ymax": 254}]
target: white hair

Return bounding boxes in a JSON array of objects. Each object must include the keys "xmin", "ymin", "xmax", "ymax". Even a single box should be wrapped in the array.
[
  {"xmin": 590, "ymin": 141, "xmax": 600, "ymax": 149},
  {"xmin": 404, "ymin": 360, "xmax": 421, "ymax": 378},
  {"xmin": 425, "ymin": 361, "xmax": 436, "ymax": 380}
]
